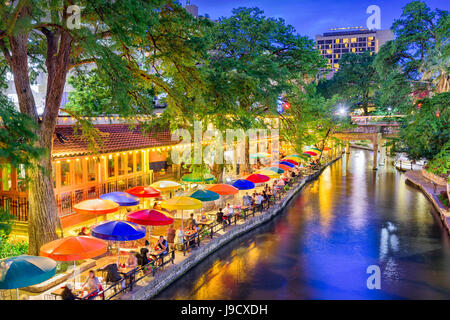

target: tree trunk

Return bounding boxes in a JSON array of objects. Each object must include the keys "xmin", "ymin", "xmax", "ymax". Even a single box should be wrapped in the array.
[
  {"xmin": 240, "ymin": 136, "xmax": 252, "ymax": 176},
  {"xmin": 211, "ymin": 163, "xmax": 224, "ymax": 183}
]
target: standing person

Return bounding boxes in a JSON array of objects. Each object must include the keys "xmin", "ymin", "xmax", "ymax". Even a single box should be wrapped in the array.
[
  {"xmin": 242, "ymin": 192, "xmax": 252, "ymax": 207},
  {"xmin": 174, "ymin": 225, "xmax": 185, "ymax": 250},
  {"xmin": 166, "ymin": 224, "xmax": 175, "ymax": 247},
  {"xmin": 187, "ymin": 213, "xmax": 197, "ymax": 228}
]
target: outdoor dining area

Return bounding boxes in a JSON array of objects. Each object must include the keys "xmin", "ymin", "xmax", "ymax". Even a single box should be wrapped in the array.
[{"xmin": 0, "ymin": 148, "xmax": 332, "ymax": 300}]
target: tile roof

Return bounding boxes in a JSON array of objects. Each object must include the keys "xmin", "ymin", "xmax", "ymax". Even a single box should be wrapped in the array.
[{"xmin": 52, "ymin": 124, "xmax": 176, "ymax": 158}]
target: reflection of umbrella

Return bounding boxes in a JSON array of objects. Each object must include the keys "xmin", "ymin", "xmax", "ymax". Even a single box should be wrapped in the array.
[
  {"xmin": 0, "ymin": 255, "xmax": 57, "ymax": 299},
  {"xmin": 207, "ymin": 184, "xmax": 239, "ymax": 195},
  {"xmin": 246, "ymin": 174, "xmax": 270, "ymax": 184},
  {"xmin": 302, "ymin": 153, "xmax": 312, "ymax": 158},
  {"xmin": 127, "ymin": 209, "xmax": 173, "ymax": 242},
  {"xmin": 231, "ymin": 179, "xmax": 255, "ymax": 190},
  {"xmin": 303, "ymin": 151, "xmax": 318, "ymax": 156},
  {"xmin": 286, "ymin": 154, "xmax": 302, "ymax": 159},
  {"xmin": 151, "ymin": 180, "xmax": 181, "ymax": 192},
  {"xmin": 323, "ymin": 147, "xmax": 331, "ymax": 151},
  {"xmin": 271, "ymin": 163, "xmax": 293, "ymax": 170},
  {"xmin": 281, "ymin": 159, "xmax": 299, "ymax": 166},
  {"xmin": 91, "ymin": 221, "xmax": 146, "ymax": 265},
  {"xmin": 263, "ymin": 167, "xmax": 285, "ymax": 174},
  {"xmin": 100, "ymin": 192, "xmax": 140, "ymax": 207},
  {"xmin": 249, "ymin": 153, "xmax": 270, "ymax": 159},
  {"xmin": 40, "ymin": 236, "xmax": 107, "ymax": 288},
  {"xmin": 181, "ymin": 173, "xmax": 215, "ymax": 183},
  {"xmin": 125, "ymin": 186, "xmax": 161, "ymax": 198},
  {"xmin": 160, "ymin": 197, "xmax": 203, "ymax": 229},
  {"xmin": 187, "ymin": 190, "xmax": 220, "ymax": 202},
  {"xmin": 73, "ymin": 199, "xmax": 119, "ymax": 215},
  {"xmin": 254, "ymin": 170, "xmax": 281, "ymax": 178}
]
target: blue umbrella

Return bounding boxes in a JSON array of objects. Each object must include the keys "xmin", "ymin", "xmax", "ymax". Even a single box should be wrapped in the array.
[
  {"xmin": 189, "ymin": 190, "xmax": 220, "ymax": 202},
  {"xmin": 0, "ymin": 255, "xmax": 57, "ymax": 299},
  {"xmin": 91, "ymin": 220, "xmax": 146, "ymax": 265},
  {"xmin": 99, "ymin": 192, "xmax": 140, "ymax": 207},
  {"xmin": 91, "ymin": 220, "xmax": 146, "ymax": 241},
  {"xmin": 278, "ymin": 161, "xmax": 295, "ymax": 168},
  {"xmin": 232, "ymin": 179, "xmax": 255, "ymax": 190}
]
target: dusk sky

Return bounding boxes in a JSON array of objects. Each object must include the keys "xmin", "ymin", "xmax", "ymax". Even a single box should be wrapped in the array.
[{"xmin": 187, "ymin": 0, "xmax": 449, "ymax": 39}]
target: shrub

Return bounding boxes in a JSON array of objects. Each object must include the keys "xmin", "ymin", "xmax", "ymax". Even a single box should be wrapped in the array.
[{"xmin": 0, "ymin": 237, "xmax": 29, "ymax": 259}]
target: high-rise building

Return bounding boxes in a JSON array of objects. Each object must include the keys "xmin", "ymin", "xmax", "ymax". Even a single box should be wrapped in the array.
[
  {"xmin": 185, "ymin": 1, "xmax": 199, "ymax": 18},
  {"xmin": 315, "ymin": 27, "xmax": 393, "ymax": 78}
]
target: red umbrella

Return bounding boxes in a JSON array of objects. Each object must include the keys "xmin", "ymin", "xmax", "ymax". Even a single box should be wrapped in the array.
[
  {"xmin": 303, "ymin": 151, "xmax": 318, "ymax": 156},
  {"xmin": 281, "ymin": 159, "xmax": 299, "ymax": 166},
  {"xmin": 207, "ymin": 184, "xmax": 239, "ymax": 195},
  {"xmin": 125, "ymin": 186, "xmax": 161, "ymax": 198},
  {"xmin": 127, "ymin": 209, "xmax": 173, "ymax": 226},
  {"xmin": 246, "ymin": 174, "xmax": 270, "ymax": 183}
]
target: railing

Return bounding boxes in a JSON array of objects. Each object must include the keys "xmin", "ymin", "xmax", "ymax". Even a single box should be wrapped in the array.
[{"xmin": 0, "ymin": 195, "xmax": 29, "ymax": 221}]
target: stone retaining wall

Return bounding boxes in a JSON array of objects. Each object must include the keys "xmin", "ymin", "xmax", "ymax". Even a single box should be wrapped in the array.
[
  {"xmin": 125, "ymin": 155, "xmax": 342, "ymax": 300},
  {"xmin": 422, "ymin": 168, "xmax": 448, "ymax": 186}
]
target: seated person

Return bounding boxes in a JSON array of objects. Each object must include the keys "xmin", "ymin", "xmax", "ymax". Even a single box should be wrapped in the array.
[
  {"xmin": 100, "ymin": 263, "xmax": 122, "ymax": 285},
  {"xmin": 223, "ymin": 204, "xmax": 234, "ymax": 224},
  {"xmin": 61, "ymin": 284, "xmax": 80, "ymax": 300},
  {"xmin": 81, "ymin": 270, "xmax": 103, "ymax": 299},
  {"xmin": 125, "ymin": 251, "xmax": 138, "ymax": 269},
  {"xmin": 216, "ymin": 208, "xmax": 224, "ymax": 224},
  {"xmin": 78, "ymin": 227, "xmax": 88, "ymax": 236},
  {"xmin": 154, "ymin": 235, "xmax": 169, "ymax": 256}
]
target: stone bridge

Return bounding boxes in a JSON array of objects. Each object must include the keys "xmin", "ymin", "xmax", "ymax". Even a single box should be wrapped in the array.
[{"xmin": 333, "ymin": 120, "xmax": 400, "ymax": 170}]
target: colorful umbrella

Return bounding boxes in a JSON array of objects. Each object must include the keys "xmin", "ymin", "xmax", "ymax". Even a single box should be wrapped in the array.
[
  {"xmin": 127, "ymin": 209, "xmax": 174, "ymax": 242},
  {"xmin": 249, "ymin": 152, "xmax": 270, "ymax": 159},
  {"xmin": 151, "ymin": 180, "xmax": 181, "ymax": 192},
  {"xmin": 323, "ymin": 147, "xmax": 331, "ymax": 151},
  {"xmin": 127, "ymin": 209, "xmax": 174, "ymax": 226},
  {"xmin": 73, "ymin": 199, "xmax": 119, "ymax": 215},
  {"xmin": 273, "ymin": 162, "xmax": 294, "ymax": 170},
  {"xmin": 302, "ymin": 153, "xmax": 312, "ymax": 158},
  {"xmin": 91, "ymin": 221, "xmax": 146, "ymax": 265},
  {"xmin": 207, "ymin": 184, "xmax": 239, "ymax": 195},
  {"xmin": 303, "ymin": 151, "xmax": 318, "ymax": 156},
  {"xmin": 160, "ymin": 196, "xmax": 203, "ymax": 229},
  {"xmin": 40, "ymin": 236, "xmax": 107, "ymax": 288},
  {"xmin": 232, "ymin": 179, "xmax": 255, "ymax": 190},
  {"xmin": 286, "ymin": 154, "xmax": 302, "ymax": 159},
  {"xmin": 125, "ymin": 186, "xmax": 161, "ymax": 198},
  {"xmin": 254, "ymin": 170, "xmax": 281, "ymax": 178},
  {"xmin": 0, "ymin": 255, "xmax": 57, "ymax": 299},
  {"xmin": 280, "ymin": 159, "xmax": 299, "ymax": 166},
  {"xmin": 246, "ymin": 174, "xmax": 270, "ymax": 184},
  {"xmin": 187, "ymin": 190, "xmax": 220, "ymax": 202},
  {"xmin": 263, "ymin": 167, "xmax": 285, "ymax": 174},
  {"xmin": 181, "ymin": 173, "xmax": 215, "ymax": 183},
  {"xmin": 40, "ymin": 236, "xmax": 108, "ymax": 262},
  {"xmin": 100, "ymin": 191, "xmax": 140, "ymax": 207}
]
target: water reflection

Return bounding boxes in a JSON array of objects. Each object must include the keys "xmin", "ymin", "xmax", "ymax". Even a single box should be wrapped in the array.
[{"xmin": 156, "ymin": 150, "xmax": 450, "ymax": 300}]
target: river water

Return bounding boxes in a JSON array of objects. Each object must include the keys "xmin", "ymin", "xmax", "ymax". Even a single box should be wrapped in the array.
[{"xmin": 155, "ymin": 150, "xmax": 450, "ymax": 300}]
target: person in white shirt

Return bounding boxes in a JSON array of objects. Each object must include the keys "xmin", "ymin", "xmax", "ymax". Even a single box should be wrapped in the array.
[{"xmin": 224, "ymin": 203, "xmax": 234, "ymax": 225}]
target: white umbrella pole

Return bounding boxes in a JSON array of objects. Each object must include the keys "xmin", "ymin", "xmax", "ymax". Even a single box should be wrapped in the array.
[
  {"xmin": 16, "ymin": 288, "xmax": 19, "ymax": 300},
  {"xmin": 117, "ymin": 241, "xmax": 121, "ymax": 266}
]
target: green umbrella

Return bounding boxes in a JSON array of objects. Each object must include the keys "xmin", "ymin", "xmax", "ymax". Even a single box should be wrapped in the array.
[
  {"xmin": 0, "ymin": 255, "xmax": 57, "ymax": 299},
  {"xmin": 249, "ymin": 152, "xmax": 270, "ymax": 159},
  {"xmin": 181, "ymin": 173, "xmax": 215, "ymax": 183},
  {"xmin": 263, "ymin": 167, "xmax": 285, "ymax": 174},
  {"xmin": 188, "ymin": 189, "xmax": 220, "ymax": 202}
]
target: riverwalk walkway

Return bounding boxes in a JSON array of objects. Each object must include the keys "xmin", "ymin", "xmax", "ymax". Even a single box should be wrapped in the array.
[{"xmin": 405, "ymin": 170, "xmax": 450, "ymax": 235}]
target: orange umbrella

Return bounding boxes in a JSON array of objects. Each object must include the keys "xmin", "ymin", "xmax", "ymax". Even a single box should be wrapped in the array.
[
  {"xmin": 73, "ymin": 199, "xmax": 119, "ymax": 215},
  {"xmin": 207, "ymin": 184, "xmax": 239, "ymax": 195},
  {"xmin": 125, "ymin": 186, "xmax": 161, "ymax": 198},
  {"xmin": 270, "ymin": 163, "xmax": 293, "ymax": 171},
  {"xmin": 40, "ymin": 236, "xmax": 107, "ymax": 261}
]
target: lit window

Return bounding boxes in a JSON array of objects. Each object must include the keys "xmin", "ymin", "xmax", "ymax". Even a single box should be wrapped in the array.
[
  {"xmin": 136, "ymin": 151, "xmax": 143, "ymax": 172},
  {"xmin": 87, "ymin": 159, "xmax": 97, "ymax": 182},
  {"xmin": 335, "ymin": 54, "xmax": 339, "ymax": 58},
  {"xmin": 108, "ymin": 155, "xmax": 115, "ymax": 178},
  {"xmin": 335, "ymin": 39, "xmax": 340, "ymax": 44},
  {"xmin": 368, "ymin": 42, "xmax": 372, "ymax": 47},
  {"xmin": 368, "ymin": 36, "xmax": 374, "ymax": 41},
  {"xmin": 118, "ymin": 154, "xmax": 126, "ymax": 176},
  {"xmin": 318, "ymin": 45, "xmax": 322, "ymax": 49},
  {"xmin": 1, "ymin": 164, "xmax": 11, "ymax": 191},
  {"xmin": 343, "ymin": 38, "xmax": 349, "ymax": 43},
  {"xmin": 61, "ymin": 161, "xmax": 71, "ymax": 187},
  {"xmin": 127, "ymin": 153, "xmax": 134, "ymax": 173},
  {"xmin": 74, "ymin": 160, "xmax": 83, "ymax": 185},
  {"xmin": 352, "ymin": 48, "xmax": 356, "ymax": 53},
  {"xmin": 326, "ymin": 49, "xmax": 332, "ymax": 54},
  {"xmin": 351, "ymin": 38, "xmax": 356, "ymax": 43}
]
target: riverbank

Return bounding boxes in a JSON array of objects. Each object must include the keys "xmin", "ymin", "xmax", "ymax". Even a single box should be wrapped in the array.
[
  {"xmin": 118, "ymin": 154, "xmax": 344, "ymax": 300},
  {"xmin": 405, "ymin": 170, "xmax": 450, "ymax": 235}
]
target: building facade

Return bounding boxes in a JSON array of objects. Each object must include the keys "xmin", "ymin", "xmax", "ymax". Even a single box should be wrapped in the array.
[{"xmin": 315, "ymin": 27, "xmax": 393, "ymax": 78}]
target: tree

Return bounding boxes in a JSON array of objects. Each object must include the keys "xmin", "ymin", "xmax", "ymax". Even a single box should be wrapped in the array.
[
  {"xmin": 319, "ymin": 52, "xmax": 379, "ymax": 116},
  {"xmin": 205, "ymin": 7, "xmax": 324, "ymax": 174},
  {"xmin": 397, "ymin": 92, "xmax": 449, "ymax": 161},
  {"xmin": 375, "ymin": 1, "xmax": 449, "ymax": 93},
  {"xmin": 0, "ymin": 0, "xmax": 210, "ymax": 254}
]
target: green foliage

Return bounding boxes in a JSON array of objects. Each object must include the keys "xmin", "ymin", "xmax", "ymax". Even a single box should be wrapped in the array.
[
  {"xmin": 426, "ymin": 141, "xmax": 450, "ymax": 179},
  {"xmin": 0, "ymin": 209, "xmax": 15, "ymax": 238},
  {"xmin": 398, "ymin": 92, "xmax": 449, "ymax": 161},
  {"xmin": 0, "ymin": 238, "xmax": 29, "ymax": 259}
]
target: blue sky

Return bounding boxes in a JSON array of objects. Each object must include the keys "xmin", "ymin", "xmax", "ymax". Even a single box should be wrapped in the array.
[{"xmin": 187, "ymin": 0, "xmax": 449, "ymax": 39}]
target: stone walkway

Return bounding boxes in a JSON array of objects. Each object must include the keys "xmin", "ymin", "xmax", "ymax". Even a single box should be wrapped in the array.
[{"xmin": 405, "ymin": 170, "xmax": 450, "ymax": 234}]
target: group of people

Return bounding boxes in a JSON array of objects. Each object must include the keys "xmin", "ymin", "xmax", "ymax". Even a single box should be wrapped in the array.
[{"xmin": 216, "ymin": 203, "xmax": 235, "ymax": 225}]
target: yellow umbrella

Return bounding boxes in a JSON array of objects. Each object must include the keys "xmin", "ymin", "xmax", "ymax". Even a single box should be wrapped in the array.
[
  {"xmin": 151, "ymin": 180, "xmax": 181, "ymax": 192},
  {"xmin": 254, "ymin": 170, "xmax": 280, "ymax": 178},
  {"xmin": 283, "ymin": 156, "xmax": 302, "ymax": 161},
  {"xmin": 160, "ymin": 196, "xmax": 203, "ymax": 229}
]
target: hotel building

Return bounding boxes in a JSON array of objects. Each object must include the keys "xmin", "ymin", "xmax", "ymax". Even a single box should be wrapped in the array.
[{"xmin": 315, "ymin": 27, "xmax": 393, "ymax": 78}]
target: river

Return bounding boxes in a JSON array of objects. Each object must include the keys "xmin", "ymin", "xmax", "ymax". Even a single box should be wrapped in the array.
[{"xmin": 155, "ymin": 149, "xmax": 450, "ymax": 300}]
